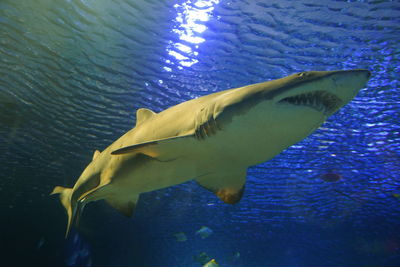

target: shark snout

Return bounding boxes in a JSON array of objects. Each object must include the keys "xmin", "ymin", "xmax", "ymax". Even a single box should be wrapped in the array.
[
  {"xmin": 275, "ymin": 69, "xmax": 371, "ymax": 115},
  {"xmin": 330, "ymin": 69, "xmax": 371, "ymax": 102},
  {"xmin": 348, "ymin": 69, "xmax": 371, "ymax": 79},
  {"xmin": 331, "ymin": 69, "xmax": 370, "ymax": 87},
  {"xmin": 365, "ymin": 70, "xmax": 372, "ymax": 79}
]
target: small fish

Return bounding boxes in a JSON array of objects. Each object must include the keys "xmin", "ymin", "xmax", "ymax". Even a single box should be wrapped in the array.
[
  {"xmin": 193, "ymin": 252, "xmax": 211, "ymax": 265},
  {"xmin": 392, "ymin": 193, "xmax": 400, "ymax": 199},
  {"xmin": 36, "ymin": 237, "xmax": 45, "ymax": 250},
  {"xmin": 320, "ymin": 172, "xmax": 342, "ymax": 182},
  {"xmin": 203, "ymin": 259, "xmax": 219, "ymax": 267},
  {"xmin": 173, "ymin": 232, "xmax": 187, "ymax": 242},
  {"xmin": 196, "ymin": 226, "xmax": 213, "ymax": 239}
]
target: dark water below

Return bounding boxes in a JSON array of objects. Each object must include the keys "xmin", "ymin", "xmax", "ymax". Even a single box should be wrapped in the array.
[{"xmin": 1, "ymin": 0, "xmax": 399, "ymax": 266}]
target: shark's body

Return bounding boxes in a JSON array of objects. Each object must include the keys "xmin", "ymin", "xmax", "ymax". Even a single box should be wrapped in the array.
[{"xmin": 52, "ymin": 70, "xmax": 370, "ymax": 236}]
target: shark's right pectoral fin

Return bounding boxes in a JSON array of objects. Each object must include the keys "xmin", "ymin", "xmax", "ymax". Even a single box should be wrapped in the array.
[
  {"xmin": 195, "ymin": 170, "xmax": 247, "ymax": 204},
  {"xmin": 105, "ymin": 195, "xmax": 139, "ymax": 217}
]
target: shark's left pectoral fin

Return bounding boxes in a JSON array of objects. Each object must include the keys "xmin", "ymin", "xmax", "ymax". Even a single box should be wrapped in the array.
[
  {"xmin": 195, "ymin": 170, "xmax": 247, "ymax": 204},
  {"xmin": 105, "ymin": 195, "xmax": 139, "ymax": 217},
  {"xmin": 110, "ymin": 134, "xmax": 194, "ymax": 157}
]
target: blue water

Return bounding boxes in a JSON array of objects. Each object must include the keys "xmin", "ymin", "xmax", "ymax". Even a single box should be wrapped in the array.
[{"xmin": 1, "ymin": 0, "xmax": 399, "ymax": 266}]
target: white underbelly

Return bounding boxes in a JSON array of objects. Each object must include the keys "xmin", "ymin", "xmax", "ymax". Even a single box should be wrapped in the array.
[
  {"xmin": 114, "ymin": 157, "xmax": 199, "ymax": 193},
  {"xmin": 193, "ymin": 101, "xmax": 325, "ymax": 167}
]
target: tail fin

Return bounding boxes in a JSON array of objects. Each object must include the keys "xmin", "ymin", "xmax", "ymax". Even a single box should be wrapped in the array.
[{"xmin": 51, "ymin": 186, "xmax": 75, "ymax": 238}]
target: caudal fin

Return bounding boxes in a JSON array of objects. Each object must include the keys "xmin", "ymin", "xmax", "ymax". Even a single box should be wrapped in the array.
[{"xmin": 51, "ymin": 186, "xmax": 75, "ymax": 238}]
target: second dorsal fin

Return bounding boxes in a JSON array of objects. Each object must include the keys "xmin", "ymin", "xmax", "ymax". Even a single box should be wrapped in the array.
[{"xmin": 136, "ymin": 108, "xmax": 156, "ymax": 126}]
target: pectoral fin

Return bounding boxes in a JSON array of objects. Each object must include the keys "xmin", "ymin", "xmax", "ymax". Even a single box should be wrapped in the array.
[
  {"xmin": 111, "ymin": 134, "xmax": 194, "ymax": 157},
  {"xmin": 195, "ymin": 170, "xmax": 247, "ymax": 204},
  {"xmin": 105, "ymin": 195, "xmax": 139, "ymax": 217}
]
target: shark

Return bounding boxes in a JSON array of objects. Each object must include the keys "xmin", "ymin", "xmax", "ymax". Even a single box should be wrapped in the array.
[{"xmin": 51, "ymin": 69, "xmax": 371, "ymax": 236}]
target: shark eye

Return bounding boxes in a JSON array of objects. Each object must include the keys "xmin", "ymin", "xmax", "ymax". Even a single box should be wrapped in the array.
[{"xmin": 298, "ymin": 72, "xmax": 309, "ymax": 78}]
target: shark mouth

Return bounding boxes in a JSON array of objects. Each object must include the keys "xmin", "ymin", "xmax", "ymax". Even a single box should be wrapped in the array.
[{"xmin": 278, "ymin": 91, "xmax": 342, "ymax": 114}]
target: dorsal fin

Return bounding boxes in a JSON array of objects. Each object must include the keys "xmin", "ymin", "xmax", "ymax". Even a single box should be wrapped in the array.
[
  {"xmin": 92, "ymin": 150, "xmax": 101, "ymax": 160},
  {"xmin": 136, "ymin": 108, "xmax": 156, "ymax": 126}
]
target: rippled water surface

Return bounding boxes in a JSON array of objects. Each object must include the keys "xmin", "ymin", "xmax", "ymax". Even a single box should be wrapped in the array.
[{"xmin": 1, "ymin": 0, "xmax": 399, "ymax": 266}]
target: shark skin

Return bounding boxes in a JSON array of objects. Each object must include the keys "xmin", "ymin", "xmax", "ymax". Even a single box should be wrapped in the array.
[{"xmin": 51, "ymin": 69, "xmax": 371, "ymax": 236}]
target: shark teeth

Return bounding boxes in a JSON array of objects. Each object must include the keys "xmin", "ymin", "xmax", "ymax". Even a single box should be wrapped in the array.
[{"xmin": 278, "ymin": 91, "xmax": 342, "ymax": 114}]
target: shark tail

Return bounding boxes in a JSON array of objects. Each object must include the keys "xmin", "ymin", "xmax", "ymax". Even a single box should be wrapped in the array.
[{"xmin": 51, "ymin": 186, "xmax": 76, "ymax": 238}]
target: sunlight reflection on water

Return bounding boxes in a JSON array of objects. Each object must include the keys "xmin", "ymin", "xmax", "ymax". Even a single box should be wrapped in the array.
[{"xmin": 165, "ymin": 0, "xmax": 220, "ymax": 69}]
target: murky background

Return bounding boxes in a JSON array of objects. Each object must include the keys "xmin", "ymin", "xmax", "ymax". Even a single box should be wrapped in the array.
[{"xmin": 1, "ymin": 0, "xmax": 399, "ymax": 266}]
